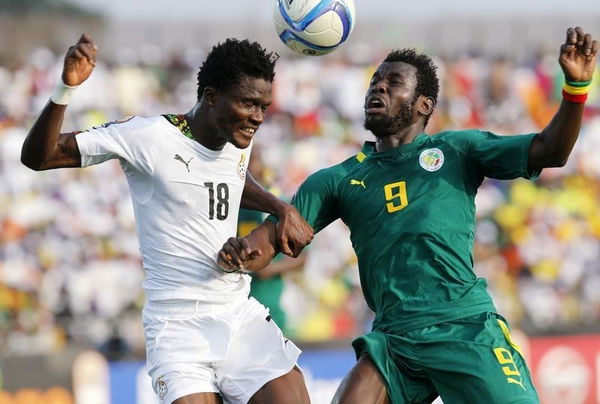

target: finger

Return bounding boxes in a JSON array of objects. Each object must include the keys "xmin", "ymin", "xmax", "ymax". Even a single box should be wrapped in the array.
[
  {"xmin": 239, "ymin": 237, "xmax": 253, "ymax": 257},
  {"xmin": 592, "ymin": 39, "xmax": 599, "ymax": 57},
  {"xmin": 78, "ymin": 44, "xmax": 96, "ymax": 62},
  {"xmin": 566, "ymin": 27, "xmax": 577, "ymax": 45},
  {"xmin": 582, "ymin": 33, "xmax": 593, "ymax": 56},
  {"xmin": 249, "ymin": 249, "xmax": 263, "ymax": 259},
  {"xmin": 574, "ymin": 26, "xmax": 584, "ymax": 46},
  {"xmin": 78, "ymin": 33, "xmax": 94, "ymax": 45},
  {"xmin": 218, "ymin": 250, "xmax": 235, "ymax": 266},
  {"xmin": 217, "ymin": 256, "xmax": 236, "ymax": 272},
  {"xmin": 229, "ymin": 237, "xmax": 251, "ymax": 261},
  {"xmin": 72, "ymin": 48, "xmax": 87, "ymax": 61},
  {"xmin": 222, "ymin": 243, "xmax": 244, "ymax": 267},
  {"xmin": 279, "ymin": 236, "xmax": 293, "ymax": 256}
]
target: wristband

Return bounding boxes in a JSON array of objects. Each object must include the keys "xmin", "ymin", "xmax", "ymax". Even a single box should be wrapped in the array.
[
  {"xmin": 562, "ymin": 78, "xmax": 592, "ymax": 104},
  {"xmin": 563, "ymin": 83, "xmax": 591, "ymax": 95},
  {"xmin": 50, "ymin": 79, "xmax": 79, "ymax": 105},
  {"xmin": 562, "ymin": 89, "xmax": 588, "ymax": 103},
  {"xmin": 565, "ymin": 79, "xmax": 592, "ymax": 87}
]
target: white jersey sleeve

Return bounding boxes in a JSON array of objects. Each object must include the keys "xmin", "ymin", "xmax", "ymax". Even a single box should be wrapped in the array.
[{"xmin": 75, "ymin": 116, "xmax": 154, "ymax": 175}]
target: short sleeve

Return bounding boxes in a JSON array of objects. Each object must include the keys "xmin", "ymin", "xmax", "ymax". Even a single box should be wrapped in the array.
[
  {"xmin": 267, "ymin": 167, "xmax": 341, "ymax": 234},
  {"xmin": 75, "ymin": 116, "xmax": 154, "ymax": 174},
  {"xmin": 465, "ymin": 130, "xmax": 539, "ymax": 180}
]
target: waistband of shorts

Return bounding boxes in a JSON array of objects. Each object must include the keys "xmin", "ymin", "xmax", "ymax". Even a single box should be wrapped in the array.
[{"xmin": 143, "ymin": 298, "xmax": 243, "ymax": 315}]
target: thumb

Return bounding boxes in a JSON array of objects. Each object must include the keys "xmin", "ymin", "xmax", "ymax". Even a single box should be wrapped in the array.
[
  {"xmin": 249, "ymin": 249, "xmax": 263, "ymax": 259},
  {"xmin": 77, "ymin": 33, "xmax": 98, "ymax": 50},
  {"xmin": 78, "ymin": 33, "xmax": 92, "ymax": 44},
  {"xmin": 279, "ymin": 237, "xmax": 293, "ymax": 256}
]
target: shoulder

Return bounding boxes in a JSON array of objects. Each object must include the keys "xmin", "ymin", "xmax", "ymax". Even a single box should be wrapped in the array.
[
  {"xmin": 429, "ymin": 129, "xmax": 486, "ymax": 142},
  {"xmin": 308, "ymin": 153, "xmax": 362, "ymax": 182},
  {"xmin": 84, "ymin": 115, "xmax": 167, "ymax": 136},
  {"xmin": 428, "ymin": 129, "xmax": 488, "ymax": 150}
]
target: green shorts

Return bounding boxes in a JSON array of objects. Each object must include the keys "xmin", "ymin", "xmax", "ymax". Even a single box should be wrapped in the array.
[{"xmin": 352, "ymin": 312, "xmax": 539, "ymax": 404}]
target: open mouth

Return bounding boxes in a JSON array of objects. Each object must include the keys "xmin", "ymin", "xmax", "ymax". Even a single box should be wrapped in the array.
[
  {"xmin": 365, "ymin": 97, "xmax": 386, "ymax": 114},
  {"xmin": 238, "ymin": 127, "xmax": 257, "ymax": 138}
]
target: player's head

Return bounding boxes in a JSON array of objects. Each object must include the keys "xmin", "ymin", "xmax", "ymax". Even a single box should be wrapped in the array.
[
  {"xmin": 196, "ymin": 39, "xmax": 278, "ymax": 149},
  {"xmin": 364, "ymin": 48, "xmax": 439, "ymax": 138}
]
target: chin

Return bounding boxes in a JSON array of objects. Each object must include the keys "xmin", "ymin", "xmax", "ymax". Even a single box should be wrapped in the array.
[
  {"xmin": 230, "ymin": 137, "xmax": 252, "ymax": 149},
  {"xmin": 364, "ymin": 115, "xmax": 391, "ymax": 135}
]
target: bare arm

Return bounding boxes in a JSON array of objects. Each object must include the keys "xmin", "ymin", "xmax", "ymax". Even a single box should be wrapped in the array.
[
  {"xmin": 241, "ymin": 172, "xmax": 313, "ymax": 257},
  {"xmin": 20, "ymin": 34, "xmax": 97, "ymax": 171},
  {"xmin": 528, "ymin": 26, "xmax": 598, "ymax": 171},
  {"xmin": 218, "ymin": 220, "xmax": 281, "ymax": 273},
  {"xmin": 241, "ymin": 171, "xmax": 288, "ymax": 215},
  {"xmin": 253, "ymin": 251, "xmax": 306, "ymax": 280}
]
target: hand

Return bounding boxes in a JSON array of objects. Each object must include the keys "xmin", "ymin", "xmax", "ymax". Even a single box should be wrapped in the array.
[
  {"xmin": 559, "ymin": 26, "xmax": 598, "ymax": 82},
  {"xmin": 62, "ymin": 33, "xmax": 98, "ymax": 86},
  {"xmin": 218, "ymin": 237, "xmax": 263, "ymax": 272},
  {"xmin": 275, "ymin": 204, "xmax": 314, "ymax": 257}
]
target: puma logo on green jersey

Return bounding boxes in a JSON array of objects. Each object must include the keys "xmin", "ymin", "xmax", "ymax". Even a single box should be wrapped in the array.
[
  {"xmin": 174, "ymin": 154, "xmax": 193, "ymax": 172},
  {"xmin": 507, "ymin": 377, "xmax": 526, "ymax": 391},
  {"xmin": 350, "ymin": 179, "xmax": 366, "ymax": 188}
]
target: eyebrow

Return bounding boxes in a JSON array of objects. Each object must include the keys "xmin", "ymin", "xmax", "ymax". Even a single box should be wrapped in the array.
[{"xmin": 387, "ymin": 72, "xmax": 404, "ymax": 79}]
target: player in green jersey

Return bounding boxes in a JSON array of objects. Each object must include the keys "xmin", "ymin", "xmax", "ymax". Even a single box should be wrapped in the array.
[{"xmin": 218, "ymin": 27, "xmax": 598, "ymax": 403}]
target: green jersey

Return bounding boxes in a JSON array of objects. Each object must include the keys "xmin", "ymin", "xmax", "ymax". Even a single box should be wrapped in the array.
[{"xmin": 291, "ymin": 130, "xmax": 538, "ymax": 334}]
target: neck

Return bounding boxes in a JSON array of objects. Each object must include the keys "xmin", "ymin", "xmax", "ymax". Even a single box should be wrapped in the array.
[
  {"xmin": 374, "ymin": 125, "xmax": 423, "ymax": 152},
  {"xmin": 184, "ymin": 102, "xmax": 226, "ymax": 151}
]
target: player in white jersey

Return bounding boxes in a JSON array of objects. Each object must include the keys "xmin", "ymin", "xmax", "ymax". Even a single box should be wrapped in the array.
[{"xmin": 21, "ymin": 34, "xmax": 313, "ymax": 404}]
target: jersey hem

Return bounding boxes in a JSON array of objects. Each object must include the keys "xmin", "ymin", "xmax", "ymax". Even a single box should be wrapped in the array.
[{"xmin": 372, "ymin": 300, "xmax": 497, "ymax": 335}]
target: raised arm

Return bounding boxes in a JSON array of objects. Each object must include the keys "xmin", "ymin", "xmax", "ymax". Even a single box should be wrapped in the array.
[
  {"xmin": 21, "ymin": 34, "xmax": 97, "ymax": 171},
  {"xmin": 528, "ymin": 26, "xmax": 598, "ymax": 172},
  {"xmin": 241, "ymin": 171, "xmax": 313, "ymax": 257}
]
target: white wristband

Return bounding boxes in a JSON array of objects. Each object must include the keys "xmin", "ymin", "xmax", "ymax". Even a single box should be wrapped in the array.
[{"xmin": 50, "ymin": 79, "xmax": 79, "ymax": 105}]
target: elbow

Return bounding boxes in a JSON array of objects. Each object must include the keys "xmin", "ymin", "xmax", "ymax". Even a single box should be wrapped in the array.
[
  {"xmin": 554, "ymin": 158, "xmax": 568, "ymax": 168},
  {"xmin": 547, "ymin": 153, "xmax": 570, "ymax": 168},
  {"xmin": 536, "ymin": 150, "xmax": 570, "ymax": 169},
  {"xmin": 20, "ymin": 153, "xmax": 44, "ymax": 171}
]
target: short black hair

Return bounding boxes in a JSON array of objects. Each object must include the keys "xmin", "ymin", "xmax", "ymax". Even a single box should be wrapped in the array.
[
  {"xmin": 384, "ymin": 48, "xmax": 439, "ymax": 124},
  {"xmin": 196, "ymin": 38, "xmax": 278, "ymax": 100}
]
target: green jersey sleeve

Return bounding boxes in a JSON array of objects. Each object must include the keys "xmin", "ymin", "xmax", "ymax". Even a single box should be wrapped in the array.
[
  {"xmin": 289, "ymin": 167, "xmax": 341, "ymax": 233},
  {"xmin": 266, "ymin": 164, "xmax": 346, "ymax": 233},
  {"xmin": 455, "ymin": 130, "xmax": 540, "ymax": 180}
]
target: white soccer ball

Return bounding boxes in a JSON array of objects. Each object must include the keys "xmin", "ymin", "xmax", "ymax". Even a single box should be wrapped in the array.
[{"xmin": 273, "ymin": 0, "xmax": 356, "ymax": 56}]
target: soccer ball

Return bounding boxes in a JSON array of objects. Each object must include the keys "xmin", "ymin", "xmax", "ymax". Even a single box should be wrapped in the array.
[{"xmin": 273, "ymin": 0, "xmax": 356, "ymax": 56}]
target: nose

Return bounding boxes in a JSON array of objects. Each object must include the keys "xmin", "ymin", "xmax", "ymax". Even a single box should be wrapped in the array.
[
  {"xmin": 249, "ymin": 108, "xmax": 264, "ymax": 126},
  {"xmin": 373, "ymin": 79, "xmax": 387, "ymax": 94}
]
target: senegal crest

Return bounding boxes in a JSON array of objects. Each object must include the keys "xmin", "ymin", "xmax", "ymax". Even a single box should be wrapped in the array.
[{"xmin": 419, "ymin": 148, "xmax": 444, "ymax": 172}]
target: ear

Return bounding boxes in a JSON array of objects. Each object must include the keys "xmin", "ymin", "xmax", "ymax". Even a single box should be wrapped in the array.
[
  {"xmin": 202, "ymin": 87, "xmax": 217, "ymax": 107},
  {"xmin": 417, "ymin": 95, "xmax": 435, "ymax": 118}
]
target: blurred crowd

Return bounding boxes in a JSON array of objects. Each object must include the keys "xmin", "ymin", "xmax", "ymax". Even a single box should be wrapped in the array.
[{"xmin": 1, "ymin": 42, "xmax": 600, "ymax": 357}]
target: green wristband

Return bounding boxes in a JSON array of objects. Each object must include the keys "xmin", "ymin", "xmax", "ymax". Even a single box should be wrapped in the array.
[{"xmin": 565, "ymin": 79, "xmax": 593, "ymax": 87}]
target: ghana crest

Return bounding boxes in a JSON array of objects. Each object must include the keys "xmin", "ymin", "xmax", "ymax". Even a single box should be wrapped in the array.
[
  {"xmin": 237, "ymin": 153, "xmax": 247, "ymax": 179},
  {"xmin": 156, "ymin": 376, "xmax": 168, "ymax": 400},
  {"xmin": 419, "ymin": 148, "xmax": 444, "ymax": 172}
]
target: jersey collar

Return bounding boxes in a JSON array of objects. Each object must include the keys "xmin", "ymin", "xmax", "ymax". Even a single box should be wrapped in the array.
[
  {"xmin": 163, "ymin": 114, "xmax": 194, "ymax": 140},
  {"xmin": 163, "ymin": 113, "xmax": 231, "ymax": 158},
  {"xmin": 363, "ymin": 133, "xmax": 429, "ymax": 160}
]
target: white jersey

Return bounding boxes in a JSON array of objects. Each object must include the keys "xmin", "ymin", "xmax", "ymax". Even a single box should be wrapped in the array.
[{"xmin": 75, "ymin": 115, "xmax": 252, "ymax": 303}]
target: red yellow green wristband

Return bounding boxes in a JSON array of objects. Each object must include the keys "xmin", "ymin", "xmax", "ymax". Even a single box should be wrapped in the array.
[
  {"xmin": 562, "ymin": 78, "xmax": 592, "ymax": 103},
  {"xmin": 562, "ymin": 89, "xmax": 588, "ymax": 103}
]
